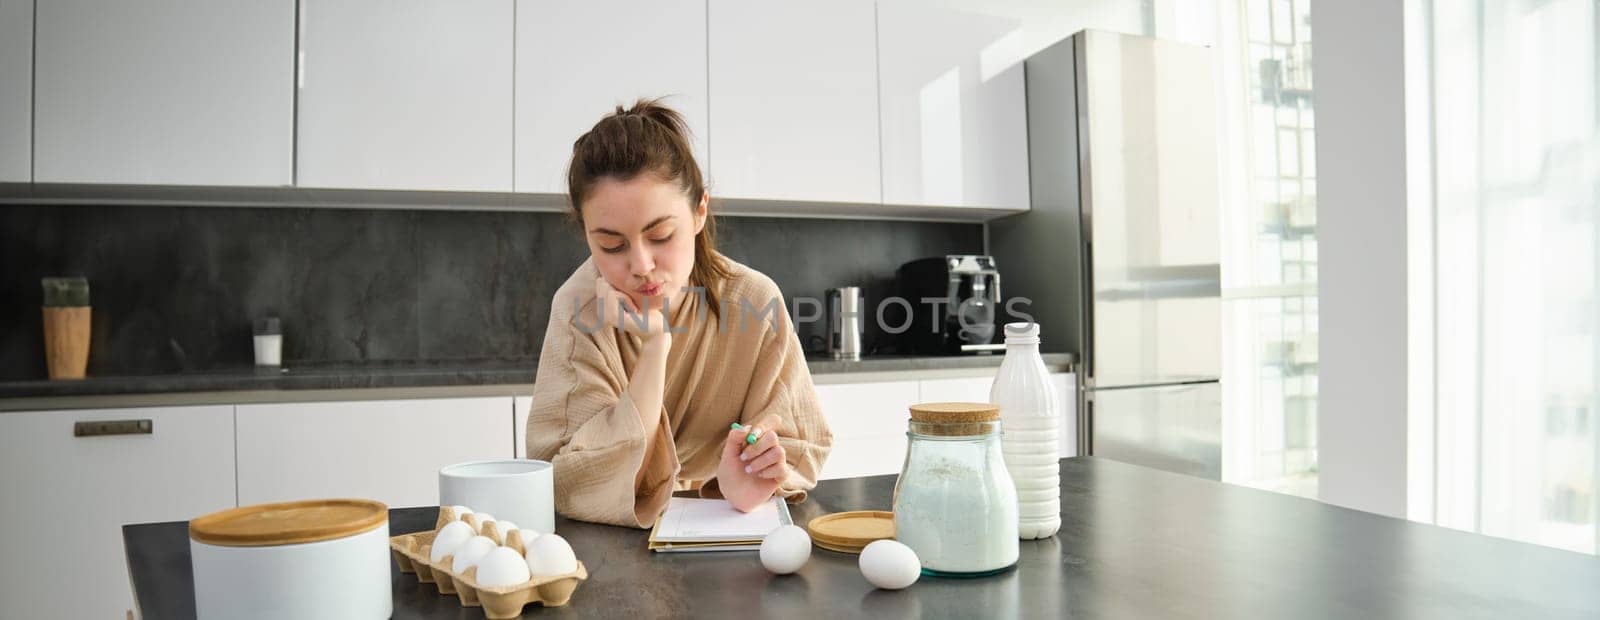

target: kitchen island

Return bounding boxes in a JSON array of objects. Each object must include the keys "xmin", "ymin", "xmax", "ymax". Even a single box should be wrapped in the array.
[{"xmin": 123, "ymin": 457, "xmax": 1600, "ymax": 619}]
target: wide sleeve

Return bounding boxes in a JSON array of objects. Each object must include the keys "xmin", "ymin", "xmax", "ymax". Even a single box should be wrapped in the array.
[
  {"xmin": 727, "ymin": 300, "xmax": 834, "ymax": 503},
  {"xmin": 526, "ymin": 312, "xmax": 680, "ymax": 529}
]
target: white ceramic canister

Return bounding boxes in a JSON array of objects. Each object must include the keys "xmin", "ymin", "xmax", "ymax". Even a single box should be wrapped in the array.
[
  {"xmin": 189, "ymin": 499, "xmax": 391, "ymax": 620},
  {"xmin": 439, "ymin": 459, "xmax": 556, "ymax": 535}
]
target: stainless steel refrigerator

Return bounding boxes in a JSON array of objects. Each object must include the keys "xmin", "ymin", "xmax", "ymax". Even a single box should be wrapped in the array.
[{"xmin": 991, "ymin": 30, "xmax": 1223, "ymax": 479}]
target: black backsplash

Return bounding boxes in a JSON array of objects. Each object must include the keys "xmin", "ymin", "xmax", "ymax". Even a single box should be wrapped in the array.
[{"xmin": 0, "ymin": 204, "xmax": 981, "ymax": 379}]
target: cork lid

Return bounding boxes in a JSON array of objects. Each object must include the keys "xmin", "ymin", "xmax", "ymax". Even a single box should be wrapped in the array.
[
  {"xmin": 189, "ymin": 499, "xmax": 388, "ymax": 547},
  {"xmin": 909, "ymin": 402, "xmax": 1000, "ymax": 423},
  {"xmin": 908, "ymin": 402, "xmax": 1000, "ymax": 436}
]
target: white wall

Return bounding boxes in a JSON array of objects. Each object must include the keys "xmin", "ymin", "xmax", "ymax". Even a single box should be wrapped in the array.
[{"xmin": 1313, "ymin": 0, "xmax": 1411, "ymax": 518}]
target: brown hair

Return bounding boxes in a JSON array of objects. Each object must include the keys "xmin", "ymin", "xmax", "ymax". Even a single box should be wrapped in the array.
[{"xmin": 567, "ymin": 97, "xmax": 731, "ymax": 317}]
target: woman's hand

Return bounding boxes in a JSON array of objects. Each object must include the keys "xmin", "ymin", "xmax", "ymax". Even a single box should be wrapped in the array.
[
  {"xmin": 595, "ymin": 277, "xmax": 669, "ymax": 342},
  {"xmin": 717, "ymin": 416, "xmax": 787, "ymax": 512}
]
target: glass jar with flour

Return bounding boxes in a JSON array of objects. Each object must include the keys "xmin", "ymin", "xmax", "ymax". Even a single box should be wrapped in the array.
[{"xmin": 891, "ymin": 402, "xmax": 1019, "ymax": 577}]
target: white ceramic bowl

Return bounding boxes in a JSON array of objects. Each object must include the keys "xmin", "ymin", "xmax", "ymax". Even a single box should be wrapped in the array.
[{"xmin": 439, "ymin": 459, "xmax": 555, "ymax": 535}]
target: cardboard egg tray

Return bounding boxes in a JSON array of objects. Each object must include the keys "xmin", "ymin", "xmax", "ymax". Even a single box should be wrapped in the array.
[{"xmin": 390, "ymin": 507, "xmax": 588, "ymax": 619}]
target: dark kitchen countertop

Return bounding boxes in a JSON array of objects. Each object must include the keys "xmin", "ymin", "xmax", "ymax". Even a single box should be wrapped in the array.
[
  {"xmin": 123, "ymin": 457, "xmax": 1600, "ymax": 619},
  {"xmin": 805, "ymin": 352, "xmax": 1073, "ymax": 375},
  {"xmin": 0, "ymin": 360, "xmax": 541, "ymax": 399},
  {"xmin": 0, "ymin": 353, "xmax": 1074, "ymax": 410}
]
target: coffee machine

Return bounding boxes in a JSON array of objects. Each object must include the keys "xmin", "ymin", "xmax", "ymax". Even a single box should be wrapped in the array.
[{"xmin": 896, "ymin": 255, "xmax": 1004, "ymax": 354}]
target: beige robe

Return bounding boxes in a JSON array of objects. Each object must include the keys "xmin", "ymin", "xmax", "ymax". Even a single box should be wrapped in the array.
[{"xmin": 526, "ymin": 255, "xmax": 833, "ymax": 528}]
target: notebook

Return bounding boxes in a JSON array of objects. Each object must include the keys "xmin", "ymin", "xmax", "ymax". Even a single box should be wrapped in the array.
[{"xmin": 647, "ymin": 496, "xmax": 793, "ymax": 553}]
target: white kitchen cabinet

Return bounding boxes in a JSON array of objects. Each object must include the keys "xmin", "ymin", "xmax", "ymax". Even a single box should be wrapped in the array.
[
  {"xmin": 707, "ymin": 0, "xmax": 881, "ymax": 204},
  {"xmin": 0, "ymin": 0, "xmax": 30, "ymax": 182},
  {"xmin": 296, "ymin": 0, "xmax": 512, "ymax": 191},
  {"xmin": 0, "ymin": 406, "xmax": 236, "ymax": 620},
  {"xmin": 236, "ymin": 397, "xmax": 512, "ymax": 508},
  {"xmin": 514, "ymin": 395, "xmax": 531, "ymax": 458},
  {"xmin": 32, "ymin": 0, "xmax": 294, "ymax": 185},
  {"xmin": 515, "ymin": 1, "xmax": 707, "ymax": 195},
  {"xmin": 814, "ymin": 380, "xmax": 918, "ymax": 480},
  {"xmin": 916, "ymin": 375, "xmax": 996, "ymax": 403},
  {"xmin": 877, "ymin": 1, "xmax": 1030, "ymax": 210},
  {"xmin": 1052, "ymin": 372, "xmax": 1079, "ymax": 457},
  {"xmin": 918, "ymin": 372, "xmax": 1077, "ymax": 455},
  {"xmin": 816, "ymin": 371, "xmax": 1077, "ymax": 481}
]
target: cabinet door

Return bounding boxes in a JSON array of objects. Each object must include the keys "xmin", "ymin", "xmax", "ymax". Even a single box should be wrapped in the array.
[
  {"xmin": 236, "ymin": 397, "xmax": 511, "ymax": 508},
  {"xmin": 297, "ymin": 0, "xmax": 512, "ymax": 191},
  {"xmin": 515, "ymin": 0, "xmax": 707, "ymax": 194},
  {"xmin": 877, "ymin": 0, "xmax": 1029, "ymax": 210},
  {"xmin": 707, "ymin": 0, "xmax": 880, "ymax": 203},
  {"xmin": 1052, "ymin": 372, "xmax": 1078, "ymax": 457},
  {"xmin": 921, "ymin": 373, "xmax": 1079, "ymax": 457},
  {"xmin": 0, "ymin": 406, "xmax": 236, "ymax": 620},
  {"xmin": 0, "ymin": 0, "xmax": 30, "ymax": 182},
  {"xmin": 814, "ymin": 380, "xmax": 918, "ymax": 480},
  {"xmin": 33, "ymin": 0, "xmax": 293, "ymax": 185},
  {"xmin": 916, "ymin": 375, "xmax": 995, "ymax": 404}
]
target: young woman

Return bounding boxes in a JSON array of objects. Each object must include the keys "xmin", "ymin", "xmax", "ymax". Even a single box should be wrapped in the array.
[{"xmin": 526, "ymin": 99, "xmax": 832, "ymax": 528}]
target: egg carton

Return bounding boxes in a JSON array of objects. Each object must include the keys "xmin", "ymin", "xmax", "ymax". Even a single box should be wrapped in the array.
[{"xmin": 390, "ymin": 507, "xmax": 589, "ymax": 619}]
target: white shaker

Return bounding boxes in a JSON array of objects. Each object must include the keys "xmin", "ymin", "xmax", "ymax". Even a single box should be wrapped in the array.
[
  {"xmin": 253, "ymin": 317, "xmax": 282, "ymax": 367},
  {"xmin": 990, "ymin": 322, "xmax": 1063, "ymax": 539}
]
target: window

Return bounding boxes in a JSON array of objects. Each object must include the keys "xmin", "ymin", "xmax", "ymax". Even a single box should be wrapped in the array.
[
  {"xmin": 1408, "ymin": 0, "xmax": 1599, "ymax": 554},
  {"xmin": 1218, "ymin": 0, "xmax": 1320, "ymax": 498}
]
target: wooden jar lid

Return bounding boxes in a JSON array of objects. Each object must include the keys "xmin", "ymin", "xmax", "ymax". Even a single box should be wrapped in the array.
[
  {"xmin": 806, "ymin": 511, "xmax": 895, "ymax": 554},
  {"xmin": 189, "ymin": 499, "xmax": 388, "ymax": 547}
]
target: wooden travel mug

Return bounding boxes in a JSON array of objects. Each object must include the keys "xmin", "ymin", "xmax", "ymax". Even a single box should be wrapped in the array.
[{"xmin": 42, "ymin": 277, "xmax": 91, "ymax": 380}]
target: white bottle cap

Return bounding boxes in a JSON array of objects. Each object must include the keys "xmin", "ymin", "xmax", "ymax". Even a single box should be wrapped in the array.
[{"xmin": 1004, "ymin": 322, "xmax": 1040, "ymax": 339}]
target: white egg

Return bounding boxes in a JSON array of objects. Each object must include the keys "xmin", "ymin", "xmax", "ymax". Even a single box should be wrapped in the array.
[
  {"xmin": 474, "ymin": 547, "xmax": 532, "ymax": 587},
  {"xmin": 450, "ymin": 535, "xmax": 498, "ymax": 573},
  {"xmin": 484, "ymin": 520, "xmax": 516, "ymax": 543},
  {"xmin": 429, "ymin": 520, "xmax": 476, "ymax": 563},
  {"xmin": 759, "ymin": 525, "xmax": 812, "ymax": 575},
  {"xmin": 859, "ymin": 540, "xmax": 921, "ymax": 590},
  {"xmin": 449, "ymin": 505, "xmax": 474, "ymax": 520},
  {"xmin": 525, "ymin": 533, "xmax": 578, "ymax": 576},
  {"xmin": 472, "ymin": 512, "xmax": 495, "ymax": 525},
  {"xmin": 507, "ymin": 527, "xmax": 541, "ymax": 548}
]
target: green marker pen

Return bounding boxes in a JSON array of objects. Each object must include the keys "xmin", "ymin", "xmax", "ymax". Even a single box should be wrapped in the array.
[{"xmin": 730, "ymin": 422, "xmax": 759, "ymax": 445}]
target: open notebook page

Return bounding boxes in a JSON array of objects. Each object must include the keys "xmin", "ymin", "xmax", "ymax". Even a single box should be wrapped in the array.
[{"xmin": 652, "ymin": 497, "xmax": 792, "ymax": 542}]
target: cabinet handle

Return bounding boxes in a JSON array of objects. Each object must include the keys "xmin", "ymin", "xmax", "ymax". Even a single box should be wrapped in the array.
[{"xmin": 74, "ymin": 419, "xmax": 153, "ymax": 437}]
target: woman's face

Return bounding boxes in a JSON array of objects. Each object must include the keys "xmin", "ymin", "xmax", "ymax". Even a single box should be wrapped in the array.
[{"xmin": 581, "ymin": 175, "xmax": 707, "ymax": 313}]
